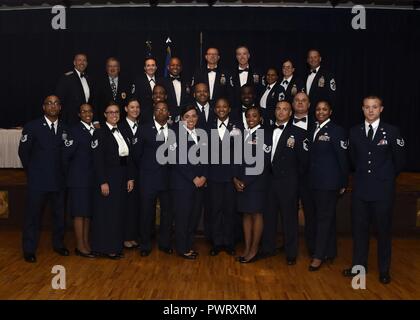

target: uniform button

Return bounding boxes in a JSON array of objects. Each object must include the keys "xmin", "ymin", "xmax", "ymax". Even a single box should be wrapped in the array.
[
  {"xmin": 368, "ymin": 170, "xmax": 371, "ymax": 173},
  {"xmin": 368, "ymin": 161, "xmax": 371, "ymax": 164},
  {"xmin": 368, "ymin": 152, "xmax": 371, "ymax": 155}
]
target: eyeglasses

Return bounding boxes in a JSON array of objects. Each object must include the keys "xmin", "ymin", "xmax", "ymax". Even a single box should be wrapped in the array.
[
  {"xmin": 44, "ymin": 101, "xmax": 61, "ymax": 106},
  {"xmin": 105, "ymin": 111, "xmax": 120, "ymax": 115}
]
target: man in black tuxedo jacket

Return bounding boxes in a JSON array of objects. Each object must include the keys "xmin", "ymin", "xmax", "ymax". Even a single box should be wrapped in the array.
[
  {"xmin": 95, "ymin": 57, "xmax": 131, "ymax": 124},
  {"xmin": 193, "ymin": 83, "xmax": 215, "ymax": 131},
  {"xmin": 260, "ymin": 100, "xmax": 308, "ymax": 264},
  {"xmin": 191, "ymin": 47, "xmax": 229, "ymax": 104},
  {"xmin": 158, "ymin": 57, "xmax": 192, "ymax": 123},
  {"xmin": 280, "ymin": 59, "xmax": 305, "ymax": 105},
  {"xmin": 132, "ymin": 57, "xmax": 158, "ymax": 123},
  {"xmin": 228, "ymin": 46, "xmax": 263, "ymax": 110},
  {"xmin": 305, "ymin": 49, "xmax": 337, "ymax": 113},
  {"xmin": 56, "ymin": 53, "xmax": 94, "ymax": 125}
]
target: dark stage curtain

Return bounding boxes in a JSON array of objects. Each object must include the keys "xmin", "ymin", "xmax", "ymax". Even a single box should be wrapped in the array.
[{"xmin": 0, "ymin": 7, "xmax": 419, "ymax": 170}]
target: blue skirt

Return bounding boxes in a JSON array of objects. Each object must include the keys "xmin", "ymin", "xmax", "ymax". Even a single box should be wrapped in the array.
[
  {"xmin": 237, "ymin": 190, "xmax": 265, "ymax": 214},
  {"xmin": 68, "ymin": 187, "xmax": 93, "ymax": 217}
]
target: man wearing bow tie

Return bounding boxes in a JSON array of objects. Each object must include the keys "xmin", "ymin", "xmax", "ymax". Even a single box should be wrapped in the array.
[
  {"xmin": 191, "ymin": 47, "xmax": 229, "ymax": 104},
  {"xmin": 95, "ymin": 57, "xmax": 131, "ymax": 125},
  {"xmin": 260, "ymin": 101, "xmax": 308, "ymax": 264},
  {"xmin": 233, "ymin": 84, "xmax": 257, "ymax": 129},
  {"xmin": 159, "ymin": 57, "xmax": 192, "ymax": 123},
  {"xmin": 343, "ymin": 95, "xmax": 405, "ymax": 284},
  {"xmin": 305, "ymin": 49, "xmax": 337, "ymax": 115},
  {"xmin": 280, "ymin": 59, "xmax": 305, "ymax": 104},
  {"xmin": 132, "ymin": 57, "xmax": 158, "ymax": 124},
  {"xmin": 292, "ymin": 92, "xmax": 317, "ymax": 257},
  {"xmin": 56, "ymin": 53, "xmax": 95, "ymax": 125},
  {"xmin": 229, "ymin": 46, "xmax": 263, "ymax": 111}
]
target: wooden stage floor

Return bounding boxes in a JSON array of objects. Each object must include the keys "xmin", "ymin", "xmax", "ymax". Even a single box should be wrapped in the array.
[{"xmin": 0, "ymin": 230, "xmax": 419, "ymax": 300}]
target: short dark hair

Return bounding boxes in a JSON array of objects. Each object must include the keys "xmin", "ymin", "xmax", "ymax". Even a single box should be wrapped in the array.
[
  {"xmin": 79, "ymin": 103, "xmax": 93, "ymax": 112},
  {"xmin": 316, "ymin": 100, "xmax": 332, "ymax": 110},
  {"xmin": 215, "ymin": 97, "xmax": 230, "ymax": 108},
  {"xmin": 74, "ymin": 53, "xmax": 87, "ymax": 60},
  {"xmin": 126, "ymin": 98, "xmax": 140, "ymax": 107},
  {"xmin": 105, "ymin": 101, "xmax": 120, "ymax": 111},
  {"xmin": 180, "ymin": 105, "xmax": 197, "ymax": 118},
  {"xmin": 245, "ymin": 105, "xmax": 262, "ymax": 117},
  {"xmin": 144, "ymin": 57, "xmax": 157, "ymax": 65}
]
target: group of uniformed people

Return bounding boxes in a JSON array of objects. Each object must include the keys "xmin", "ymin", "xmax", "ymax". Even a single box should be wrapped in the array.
[{"xmin": 18, "ymin": 46, "xmax": 405, "ymax": 285}]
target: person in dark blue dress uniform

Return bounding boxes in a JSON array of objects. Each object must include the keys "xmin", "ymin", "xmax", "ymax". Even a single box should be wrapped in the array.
[
  {"xmin": 233, "ymin": 106, "xmax": 270, "ymax": 263},
  {"xmin": 62, "ymin": 103, "xmax": 96, "ymax": 258},
  {"xmin": 307, "ymin": 101, "xmax": 349, "ymax": 271},
  {"xmin": 170, "ymin": 105, "xmax": 208, "ymax": 259},
  {"xmin": 18, "ymin": 95, "xmax": 69, "ymax": 262},
  {"xmin": 91, "ymin": 103, "xmax": 135, "ymax": 259},
  {"xmin": 119, "ymin": 98, "xmax": 141, "ymax": 249},
  {"xmin": 343, "ymin": 95, "xmax": 406, "ymax": 284},
  {"xmin": 207, "ymin": 97, "xmax": 242, "ymax": 256}
]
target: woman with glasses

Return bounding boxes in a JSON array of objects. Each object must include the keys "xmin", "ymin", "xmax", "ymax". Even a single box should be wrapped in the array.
[{"xmin": 91, "ymin": 102, "xmax": 135, "ymax": 259}]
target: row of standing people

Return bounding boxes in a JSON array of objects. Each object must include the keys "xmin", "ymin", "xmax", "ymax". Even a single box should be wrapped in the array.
[{"xmin": 19, "ymin": 86, "xmax": 404, "ymax": 284}]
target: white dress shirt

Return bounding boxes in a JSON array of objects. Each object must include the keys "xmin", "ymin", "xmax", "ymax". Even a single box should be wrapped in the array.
[
  {"xmin": 197, "ymin": 102, "xmax": 210, "ymax": 121},
  {"xmin": 271, "ymin": 121, "xmax": 287, "ymax": 161},
  {"xmin": 75, "ymin": 69, "xmax": 90, "ymax": 102},
  {"xmin": 313, "ymin": 118, "xmax": 330, "ymax": 141},
  {"xmin": 207, "ymin": 65, "xmax": 217, "ymax": 100},
  {"xmin": 365, "ymin": 118, "xmax": 380, "ymax": 140},
  {"xmin": 217, "ymin": 117, "xmax": 229, "ymax": 140},
  {"xmin": 306, "ymin": 66, "xmax": 320, "ymax": 95},
  {"xmin": 184, "ymin": 126, "xmax": 198, "ymax": 144},
  {"xmin": 154, "ymin": 119, "xmax": 169, "ymax": 142},
  {"xmin": 259, "ymin": 82, "xmax": 276, "ymax": 109},
  {"xmin": 126, "ymin": 118, "xmax": 138, "ymax": 136},
  {"xmin": 172, "ymin": 78, "xmax": 181, "ymax": 106},
  {"xmin": 44, "ymin": 116, "xmax": 58, "ymax": 134},
  {"xmin": 293, "ymin": 114, "xmax": 309, "ymax": 131},
  {"xmin": 281, "ymin": 76, "xmax": 293, "ymax": 90},
  {"xmin": 244, "ymin": 124, "xmax": 261, "ymax": 141},
  {"xmin": 147, "ymin": 74, "xmax": 156, "ymax": 91},
  {"xmin": 109, "ymin": 76, "xmax": 118, "ymax": 90},
  {"xmin": 106, "ymin": 122, "xmax": 129, "ymax": 156},
  {"xmin": 239, "ymin": 65, "xmax": 249, "ymax": 87},
  {"xmin": 81, "ymin": 120, "xmax": 95, "ymax": 136}
]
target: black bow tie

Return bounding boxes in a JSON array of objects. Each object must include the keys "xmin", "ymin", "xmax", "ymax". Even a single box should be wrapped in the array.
[
  {"xmin": 282, "ymin": 80, "xmax": 289, "ymax": 85},
  {"xmin": 219, "ymin": 122, "xmax": 227, "ymax": 128},
  {"xmin": 89, "ymin": 126, "xmax": 94, "ymax": 132},
  {"xmin": 111, "ymin": 127, "xmax": 119, "ymax": 133},
  {"xmin": 238, "ymin": 68, "xmax": 249, "ymax": 74},
  {"xmin": 294, "ymin": 117, "xmax": 307, "ymax": 123},
  {"xmin": 132, "ymin": 123, "xmax": 138, "ymax": 129},
  {"xmin": 310, "ymin": 69, "xmax": 317, "ymax": 74},
  {"xmin": 80, "ymin": 73, "xmax": 85, "ymax": 78},
  {"xmin": 149, "ymin": 78, "xmax": 155, "ymax": 83},
  {"xmin": 170, "ymin": 75, "xmax": 180, "ymax": 81},
  {"xmin": 275, "ymin": 124, "xmax": 285, "ymax": 130},
  {"xmin": 207, "ymin": 68, "xmax": 217, "ymax": 73}
]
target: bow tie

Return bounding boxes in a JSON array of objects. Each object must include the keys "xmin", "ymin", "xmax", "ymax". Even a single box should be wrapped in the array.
[
  {"xmin": 89, "ymin": 126, "xmax": 94, "ymax": 132},
  {"xmin": 149, "ymin": 78, "xmax": 155, "ymax": 83},
  {"xmin": 293, "ymin": 117, "xmax": 307, "ymax": 123},
  {"xmin": 170, "ymin": 75, "xmax": 180, "ymax": 81},
  {"xmin": 282, "ymin": 80, "xmax": 289, "ymax": 85},
  {"xmin": 275, "ymin": 124, "xmax": 285, "ymax": 130},
  {"xmin": 207, "ymin": 68, "xmax": 217, "ymax": 73},
  {"xmin": 238, "ymin": 68, "xmax": 249, "ymax": 74},
  {"xmin": 310, "ymin": 69, "xmax": 317, "ymax": 74},
  {"xmin": 266, "ymin": 85, "xmax": 271, "ymax": 91},
  {"xmin": 132, "ymin": 123, "xmax": 138, "ymax": 129},
  {"xmin": 80, "ymin": 73, "xmax": 85, "ymax": 78},
  {"xmin": 111, "ymin": 127, "xmax": 119, "ymax": 133},
  {"xmin": 219, "ymin": 122, "xmax": 227, "ymax": 128}
]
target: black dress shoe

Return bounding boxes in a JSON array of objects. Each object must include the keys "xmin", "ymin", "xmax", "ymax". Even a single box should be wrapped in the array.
[
  {"xmin": 379, "ymin": 273, "xmax": 391, "ymax": 284},
  {"xmin": 24, "ymin": 253, "xmax": 36, "ymax": 263},
  {"xmin": 75, "ymin": 248, "xmax": 95, "ymax": 258},
  {"xmin": 179, "ymin": 252, "xmax": 197, "ymax": 260},
  {"xmin": 342, "ymin": 268, "xmax": 359, "ymax": 277},
  {"xmin": 224, "ymin": 247, "xmax": 236, "ymax": 256},
  {"xmin": 209, "ymin": 247, "xmax": 221, "ymax": 256},
  {"xmin": 189, "ymin": 250, "xmax": 199, "ymax": 256},
  {"xmin": 287, "ymin": 257, "xmax": 296, "ymax": 265},
  {"xmin": 158, "ymin": 246, "xmax": 173, "ymax": 255},
  {"xmin": 140, "ymin": 249, "xmax": 151, "ymax": 257},
  {"xmin": 106, "ymin": 253, "xmax": 121, "ymax": 260},
  {"xmin": 54, "ymin": 247, "xmax": 70, "ymax": 256}
]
